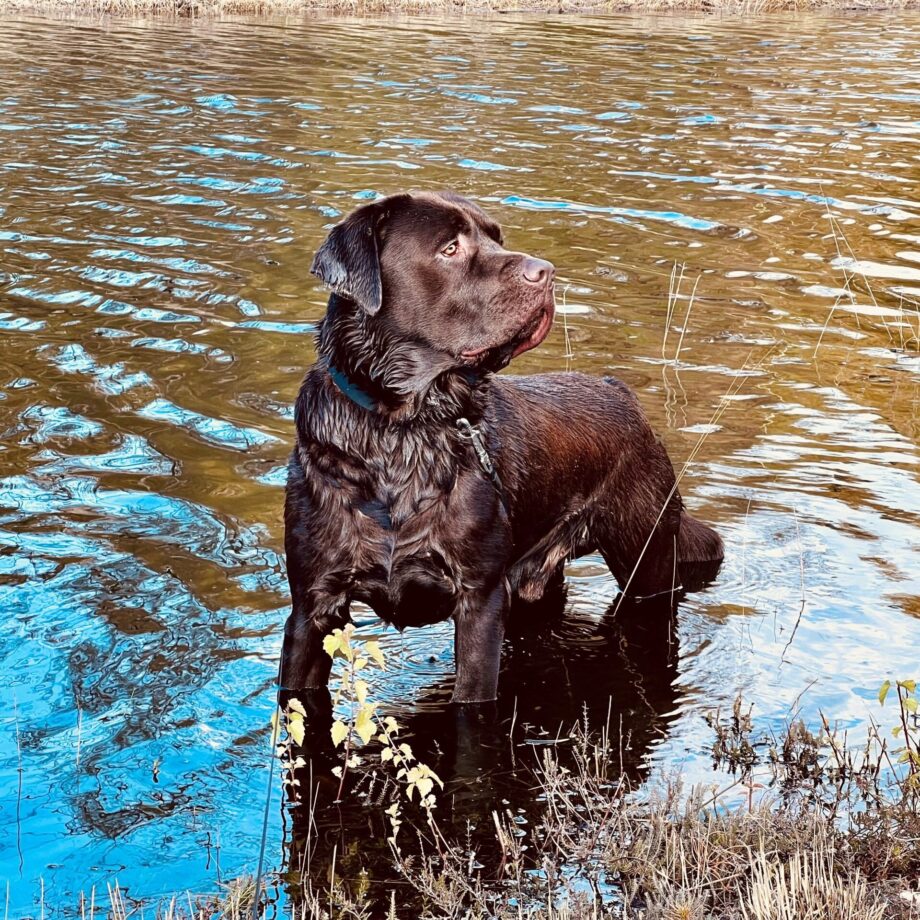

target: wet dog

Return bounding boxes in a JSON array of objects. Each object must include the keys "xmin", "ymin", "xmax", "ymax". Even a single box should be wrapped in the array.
[{"xmin": 282, "ymin": 191, "xmax": 723, "ymax": 703}]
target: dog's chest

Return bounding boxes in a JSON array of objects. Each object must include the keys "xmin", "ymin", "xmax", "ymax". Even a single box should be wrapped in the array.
[
  {"xmin": 358, "ymin": 428, "xmax": 459, "ymax": 526},
  {"xmin": 347, "ymin": 469, "xmax": 466, "ymax": 627},
  {"xmin": 308, "ymin": 426, "xmax": 465, "ymax": 589},
  {"xmin": 300, "ymin": 394, "xmax": 507, "ymax": 623}
]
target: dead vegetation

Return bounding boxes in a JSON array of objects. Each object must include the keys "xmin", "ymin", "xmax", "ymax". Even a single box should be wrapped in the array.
[
  {"xmin": 79, "ymin": 690, "xmax": 920, "ymax": 919},
  {"xmin": 4, "ymin": 0, "xmax": 920, "ymax": 18}
]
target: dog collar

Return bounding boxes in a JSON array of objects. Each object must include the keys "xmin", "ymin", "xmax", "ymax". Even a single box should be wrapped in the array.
[
  {"xmin": 327, "ymin": 363, "xmax": 379, "ymax": 412},
  {"xmin": 328, "ymin": 362, "xmax": 507, "ymax": 508}
]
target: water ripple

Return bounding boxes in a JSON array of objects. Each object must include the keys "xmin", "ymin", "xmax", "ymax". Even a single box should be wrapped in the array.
[{"xmin": 1, "ymin": 12, "xmax": 919, "ymax": 912}]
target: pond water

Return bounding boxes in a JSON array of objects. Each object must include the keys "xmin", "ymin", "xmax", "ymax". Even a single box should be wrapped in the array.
[{"xmin": 1, "ymin": 11, "xmax": 919, "ymax": 914}]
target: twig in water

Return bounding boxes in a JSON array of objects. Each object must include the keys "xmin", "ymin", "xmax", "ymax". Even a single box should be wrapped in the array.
[
  {"xmin": 780, "ymin": 506, "xmax": 807, "ymax": 665},
  {"xmin": 329, "ymin": 845, "xmax": 337, "ymax": 918},
  {"xmin": 788, "ymin": 677, "xmax": 820, "ymax": 724},
  {"xmin": 14, "ymin": 698, "xmax": 23, "ymax": 876},
  {"xmin": 252, "ymin": 659, "xmax": 283, "ymax": 920},
  {"xmin": 815, "ymin": 186, "xmax": 862, "ymax": 357},
  {"xmin": 509, "ymin": 696, "xmax": 518, "ymax": 769},
  {"xmin": 740, "ymin": 496, "xmax": 752, "ymax": 621},
  {"xmin": 75, "ymin": 704, "xmax": 82, "ymax": 776},
  {"xmin": 815, "ymin": 184, "xmax": 901, "ymax": 355}
]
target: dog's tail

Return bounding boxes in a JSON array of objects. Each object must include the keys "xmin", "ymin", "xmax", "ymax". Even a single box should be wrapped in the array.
[
  {"xmin": 678, "ymin": 512, "xmax": 723, "ymax": 563},
  {"xmin": 677, "ymin": 512, "xmax": 724, "ymax": 591}
]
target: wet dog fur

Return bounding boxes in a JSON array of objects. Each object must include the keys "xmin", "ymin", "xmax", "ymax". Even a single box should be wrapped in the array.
[{"xmin": 282, "ymin": 191, "xmax": 723, "ymax": 703}]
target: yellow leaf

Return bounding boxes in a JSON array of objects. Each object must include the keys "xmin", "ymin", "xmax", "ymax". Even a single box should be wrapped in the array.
[
  {"xmin": 416, "ymin": 777, "xmax": 433, "ymax": 799},
  {"xmin": 288, "ymin": 712, "xmax": 305, "ymax": 746},
  {"xmin": 287, "ymin": 698, "xmax": 307, "ymax": 717},
  {"xmin": 355, "ymin": 680, "xmax": 368, "ymax": 704},
  {"xmin": 380, "ymin": 747, "xmax": 394, "ymax": 762},
  {"xmin": 366, "ymin": 641, "xmax": 386, "ymax": 669},
  {"xmin": 323, "ymin": 632, "xmax": 342, "ymax": 659},
  {"xmin": 355, "ymin": 704, "xmax": 377, "ymax": 745},
  {"xmin": 331, "ymin": 720, "xmax": 349, "ymax": 747},
  {"xmin": 341, "ymin": 625, "xmax": 355, "ymax": 661},
  {"xmin": 879, "ymin": 680, "xmax": 891, "ymax": 705}
]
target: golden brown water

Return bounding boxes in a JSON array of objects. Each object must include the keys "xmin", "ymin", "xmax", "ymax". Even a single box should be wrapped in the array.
[{"xmin": 1, "ymin": 12, "xmax": 919, "ymax": 911}]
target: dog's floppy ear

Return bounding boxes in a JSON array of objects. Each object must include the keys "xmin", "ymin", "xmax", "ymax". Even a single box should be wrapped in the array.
[{"xmin": 311, "ymin": 196, "xmax": 408, "ymax": 316}]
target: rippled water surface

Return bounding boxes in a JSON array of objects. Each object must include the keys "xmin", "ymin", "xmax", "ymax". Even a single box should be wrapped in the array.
[{"xmin": 2, "ymin": 11, "xmax": 920, "ymax": 912}]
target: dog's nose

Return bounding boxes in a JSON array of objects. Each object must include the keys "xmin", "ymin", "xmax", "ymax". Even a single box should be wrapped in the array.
[{"xmin": 522, "ymin": 256, "xmax": 555, "ymax": 285}]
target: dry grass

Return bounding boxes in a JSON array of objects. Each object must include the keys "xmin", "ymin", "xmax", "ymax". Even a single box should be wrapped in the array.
[
  {"xmin": 741, "ymin": 846, "xmax": 887, "ymax": 920},
  {"xmin": 3, "ymin": 0, "xmax": 919, "ymax": 17},
  {"xmin": 65, "ymin": 707, "xmax": 920, "ymax": 918},
  {"xmin": 815, "ymin": 190, "xmax": 920, "ymax": 359}
]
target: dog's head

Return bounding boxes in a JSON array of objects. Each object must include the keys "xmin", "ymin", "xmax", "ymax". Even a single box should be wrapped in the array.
[{"xmin": 311, "ymin": 191, "xmax": 555, "ymax": 391}]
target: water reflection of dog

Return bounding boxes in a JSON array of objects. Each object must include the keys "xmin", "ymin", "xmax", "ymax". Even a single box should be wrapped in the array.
[{"xmin": 280, "ymin": 565, "xmax": 717, "ymax": 905}]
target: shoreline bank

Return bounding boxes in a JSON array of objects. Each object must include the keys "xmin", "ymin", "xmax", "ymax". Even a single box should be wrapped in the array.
[{"xmin": 1, "ymin": 0, "xmax": 918, "ymax": 16}]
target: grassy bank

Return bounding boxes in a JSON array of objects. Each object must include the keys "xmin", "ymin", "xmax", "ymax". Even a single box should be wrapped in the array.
[
  {"xmin": 70, "ymin": 691, "xmax": 920, "ymax": 919},
  {"xmin": 2, "ymin": 0, "xmax": 919, "ymax": 15}
]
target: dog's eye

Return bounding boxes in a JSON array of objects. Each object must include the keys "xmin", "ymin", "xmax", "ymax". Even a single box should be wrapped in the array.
[{"xmin": 441, "ymin": 240, "xmax": 459, "ymax": 257}]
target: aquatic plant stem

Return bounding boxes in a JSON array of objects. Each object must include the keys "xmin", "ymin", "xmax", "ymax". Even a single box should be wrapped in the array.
[
  {"xmin": 673, "ymin": 273, "xmax": 700, "ymax": 363},
  {"xmin": 252, "ymin": 661, "xmax": 283, "ymax": 920},
  {"xmin": 612, "ymin": 344, "xmax": 777, "ymax": 617}
]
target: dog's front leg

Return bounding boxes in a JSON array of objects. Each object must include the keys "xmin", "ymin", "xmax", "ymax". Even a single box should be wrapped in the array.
[
  {"xmin": 451, "ymin": 580, "xmax": 509, "ymax": 704},
  {"xmin": 281, "ymin": 591, "xmax": 350, "ymax": 693}
]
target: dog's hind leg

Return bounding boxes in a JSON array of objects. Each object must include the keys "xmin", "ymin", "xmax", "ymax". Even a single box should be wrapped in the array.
[{"xmin": 591, "ymin": 480, "xmax": 683, "ymax": 602}]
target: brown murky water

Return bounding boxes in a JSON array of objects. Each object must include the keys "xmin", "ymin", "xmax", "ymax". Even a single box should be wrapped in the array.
[{"xmin": 1, "ymin": 12, "xmax": 919, "ymax": 912}]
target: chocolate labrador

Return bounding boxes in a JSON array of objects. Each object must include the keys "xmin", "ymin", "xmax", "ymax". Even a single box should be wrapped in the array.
[{"xmin": 282, "ymin": 191, "xmax": 723, "ymax": 703}]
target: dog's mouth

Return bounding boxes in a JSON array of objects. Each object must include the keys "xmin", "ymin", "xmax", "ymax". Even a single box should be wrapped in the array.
[
  {"xmin": 510, "ymin": 300, "xmax": 555, "ymax": 359},
  {"xmin": 460, "ymin": 299, "xmax": 556, "ymax": 364}
]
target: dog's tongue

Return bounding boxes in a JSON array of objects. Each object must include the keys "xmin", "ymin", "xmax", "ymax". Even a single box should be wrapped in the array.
[{"xmin": 511, "ymin": 304, "xmax": 555, "ymax": 359}]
